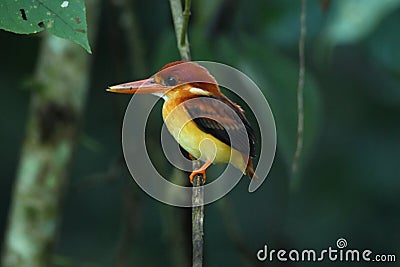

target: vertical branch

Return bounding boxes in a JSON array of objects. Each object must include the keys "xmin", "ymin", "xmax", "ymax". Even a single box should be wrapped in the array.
[
  {"xmin": 292, "ymin": 0, "xmax": 307, "ymax": 178},
  {"xmin": 169, "ymin": 1, "xmax": 205, "ymax": 267},
  {"xmin": 169, "ymin": 0, "xmax": 191, "ymax": 61},
  {"xmin": 1, "ymin": 1, "xmax": 100, "ymax": 266},
  {"xmin": 191, "ymin": 161, "xmax": 204, "ymax": 267}
]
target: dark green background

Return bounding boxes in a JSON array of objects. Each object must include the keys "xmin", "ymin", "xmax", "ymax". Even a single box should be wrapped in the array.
[{"xmin": 1, "ymin": 0, "xmax": 399, "ymax": 266}]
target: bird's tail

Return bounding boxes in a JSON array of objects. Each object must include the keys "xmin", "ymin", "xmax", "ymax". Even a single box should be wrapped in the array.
[{"xmin": 245, "ymin": 159, "xmax": 258, "ymax": 180}]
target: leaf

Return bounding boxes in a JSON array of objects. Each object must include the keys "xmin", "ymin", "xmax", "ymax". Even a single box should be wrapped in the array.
[
  {"xmin": 368, "ymin": 12, "xmax": 400, "ymax": 75},
  {"xmin": 324, "ymin": 0, "xmax": 400, "ymax": 45},
  {"xmin": 0, "ymin": 0, "xmax": 91, "ymax": 53}
]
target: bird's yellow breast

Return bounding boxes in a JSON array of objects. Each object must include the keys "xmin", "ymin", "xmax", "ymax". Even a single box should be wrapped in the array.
[{"xmin": 162, "ymin": 98, "xmax": 247, "ymax": 172}]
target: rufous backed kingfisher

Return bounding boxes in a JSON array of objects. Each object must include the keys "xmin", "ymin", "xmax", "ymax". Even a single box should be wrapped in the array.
[{"xmin": 107, "ymin": 61, "xmax": 256, "ymax": 183}]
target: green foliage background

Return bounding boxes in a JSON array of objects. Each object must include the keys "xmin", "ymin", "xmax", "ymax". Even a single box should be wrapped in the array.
[{"xmin": 0, "ymin": 0, "xmax": 399, "ymax": 266}]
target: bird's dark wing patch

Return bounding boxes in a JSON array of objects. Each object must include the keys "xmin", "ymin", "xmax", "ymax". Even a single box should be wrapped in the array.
[{"xmin": 182, "ymin": 96, "xmax": 256, "ymax": 157}]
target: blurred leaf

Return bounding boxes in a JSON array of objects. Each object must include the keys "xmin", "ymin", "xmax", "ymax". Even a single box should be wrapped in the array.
[
  {"xmin": 0, "ymin": 0, "xmax": 91, "ymax": 53},
  {"xmin": 324, "ymin": 0, "xmax": 400, "ymax": 45},
  {"xmin": 368, "ymin": 11, "xmax": 400, "ymax": 75},
  {"xmin": 320, "ymin": 0, "xmax": 331, "ymax": 13},
  {"xmin": 266, "ymin": 3, "xmax": 325, "ymax": 48},
  {"xmin": 80, "ymin": 133, "xmax": 103, "ymax": 152}
]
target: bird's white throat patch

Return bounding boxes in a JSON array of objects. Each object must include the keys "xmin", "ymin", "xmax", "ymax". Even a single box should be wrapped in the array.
[
  {"xmin": 189, "ymin": 87, "xmax": 211, "ymax": 96},
  {"xmin": 152, "ymin": 92, "xmax": 169, "ymax": 101}
]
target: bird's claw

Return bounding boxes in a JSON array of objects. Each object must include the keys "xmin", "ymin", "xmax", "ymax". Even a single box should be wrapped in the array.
[{"xmin": 189, "ymin": 170, "xmax": 206, "ymax": 184}]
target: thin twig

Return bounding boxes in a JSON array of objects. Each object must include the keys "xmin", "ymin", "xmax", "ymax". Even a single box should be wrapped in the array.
[
  {"xmin": 169, "ymin": 1, "xmax": 205, "ymax": 266},
  {"xmin": 292, "ymin": 0, "xmax": 307, "ymax": 177},
  {"xmin": 180, "ymin": 0, "xmax": 192, "ymax": 46}
]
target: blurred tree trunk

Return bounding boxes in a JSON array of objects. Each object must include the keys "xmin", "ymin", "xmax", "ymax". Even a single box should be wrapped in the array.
[{"xmin": 1, "ymin": 1, "xmax": 99, "ymax": 266}]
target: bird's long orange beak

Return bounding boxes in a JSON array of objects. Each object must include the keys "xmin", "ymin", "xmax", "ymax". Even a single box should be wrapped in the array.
[{"xmin": 107, "ymin": 77, "xmax": 170, "ymax": 95}]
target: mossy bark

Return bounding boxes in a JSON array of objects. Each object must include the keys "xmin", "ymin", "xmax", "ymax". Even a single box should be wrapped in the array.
[{"xmin": 1, "ymin": 1, "xmax": 99, "ymax": 266}]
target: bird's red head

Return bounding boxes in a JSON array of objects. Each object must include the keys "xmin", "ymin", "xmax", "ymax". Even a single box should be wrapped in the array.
[{"xmin": 107, "ymin": 61, "xmax": 221, "ymax": 97}]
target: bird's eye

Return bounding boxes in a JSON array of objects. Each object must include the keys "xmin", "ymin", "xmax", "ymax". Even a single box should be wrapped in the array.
[{"xmin": 165, "ymin": 76, "xmax": 178, "ymax": 86}]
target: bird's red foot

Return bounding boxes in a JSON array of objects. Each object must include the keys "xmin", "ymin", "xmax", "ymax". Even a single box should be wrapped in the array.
[
  {"xmin": 189, "ymin": 169, "xmax": 206, "ymax": 184},
  {"xmin": 189, "ymin": 160, "xmax": 212, "ymax": 184}
]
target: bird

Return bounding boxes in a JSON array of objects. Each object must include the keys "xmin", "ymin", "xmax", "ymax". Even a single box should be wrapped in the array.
[{"xmin": 107, "ymin": 61, "xmax": 257, "ymax": 183}]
